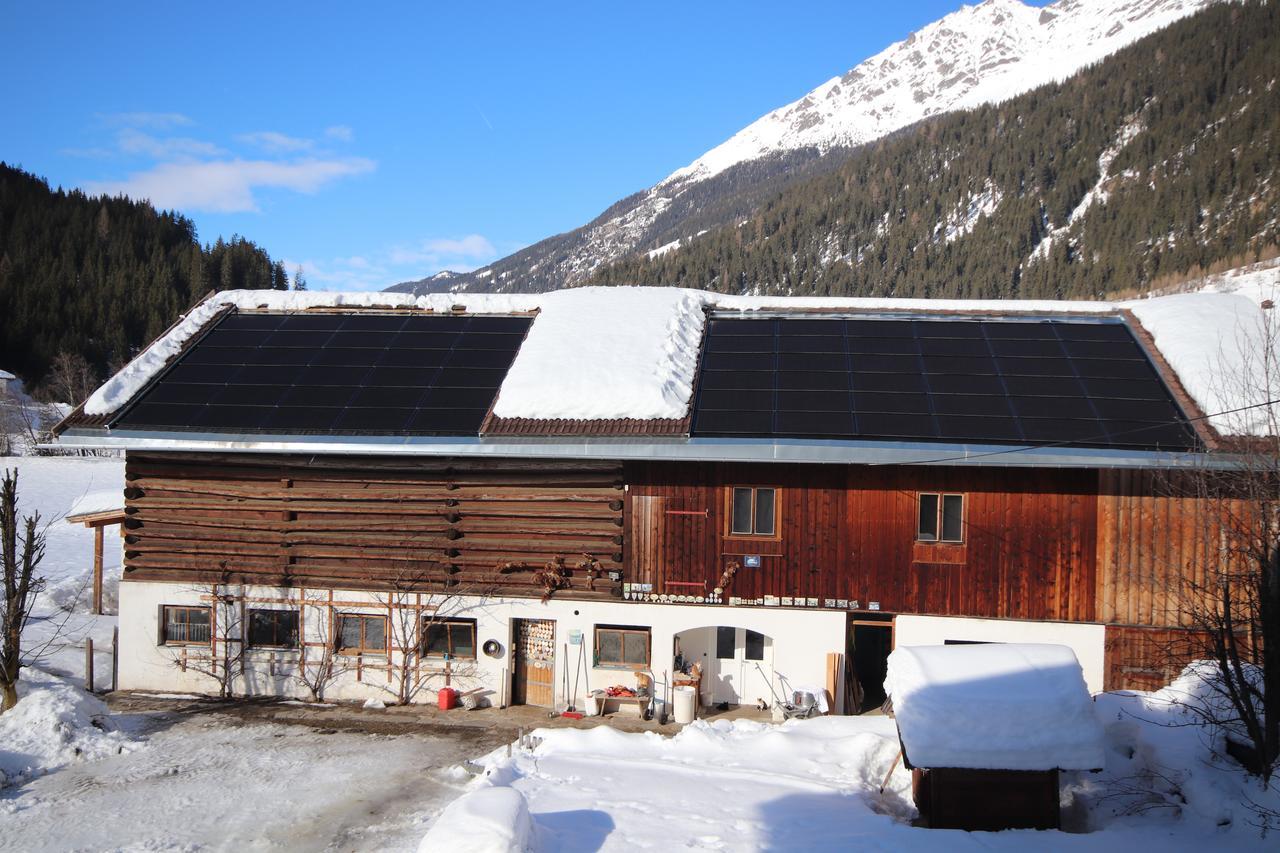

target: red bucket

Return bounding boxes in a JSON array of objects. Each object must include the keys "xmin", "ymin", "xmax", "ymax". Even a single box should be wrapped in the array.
[{"xmin": 437, "ymin": 687, "xmax": 458, "ymax": 710}]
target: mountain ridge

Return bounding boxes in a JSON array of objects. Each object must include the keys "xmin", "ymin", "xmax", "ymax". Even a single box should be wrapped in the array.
[{"xmin": 390, "ymin": 0, "xmax": 1225, "ymax": 295}]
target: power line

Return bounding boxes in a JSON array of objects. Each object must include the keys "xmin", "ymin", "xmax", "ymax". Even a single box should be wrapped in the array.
[{"xmin": 875, "ymin": 397, "xmax": 1280, "ymax": 468}]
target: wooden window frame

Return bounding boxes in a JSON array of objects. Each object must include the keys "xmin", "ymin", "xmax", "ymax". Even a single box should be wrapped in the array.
[
  {"xmin": 917, "ymin": 492, "xmax": 965, "ymax": 544},
  {"xmin": 593, "ymin": 624, "xmax": 651, "ymax": 669},
  {"xmin": 421, "ymin": 617, "xmax": 478, "ymax": 660},
  {"xmin": 724, "ymin": 485, "xmax": 781, "ymax": 540},
  {"xmin": 246, "ymin": 607, "xmax": 300, "ymax": 649},
  {"xmin": 160, "ymin": 605, "xmax": 212, "ymax": 646},
  {"xmin": 335, "ymin": 612, "xmax": 388, "ymax": 656}
]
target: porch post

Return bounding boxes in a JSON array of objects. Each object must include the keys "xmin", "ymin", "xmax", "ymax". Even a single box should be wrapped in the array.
[{"xmin": 92, "ymin": 523, "xmax": 104, "ymax": 615}]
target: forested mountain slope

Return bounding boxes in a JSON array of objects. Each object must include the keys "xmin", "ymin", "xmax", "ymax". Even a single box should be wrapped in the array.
[
  {"xmin": 391, "ymin": 0, "xmax": 1229, "ymax": 296},
  {"xmin": 0, "ymin": 165, "xmax": 288, "ymax": 392},
  {"xmin": 591, "ymin": 1, "xmax": 1278, "ymax": 299}
]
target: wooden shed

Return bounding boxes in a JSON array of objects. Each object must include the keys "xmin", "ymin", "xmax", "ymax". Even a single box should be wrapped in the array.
[{"xmin": 885, "ymin": 643, "xmax": 1105, "ymax": 831}]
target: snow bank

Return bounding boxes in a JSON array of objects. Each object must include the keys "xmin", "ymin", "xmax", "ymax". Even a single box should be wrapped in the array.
[
  {"xmin": 1078, "ymin": 660, "xmax": 1280, "ymax": 836},
  {"xmin": 0, "ymin": 668, "xmax": 138, "ymax": 787},
  {"xmin": 885, "ymin": 643, "xmax": 1105, "ymax": 771},
  {"xmin": 81, "ymin": 274, "xmax": 1279, "ymax": 436},
  {"xmin": 419, "ymin": 786, "xmax": 533, "ymax": 853}
]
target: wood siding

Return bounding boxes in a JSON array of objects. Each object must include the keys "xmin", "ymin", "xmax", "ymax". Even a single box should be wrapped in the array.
[
  {"xmin": 1104, "ymin": 625, "xmax": 1212, "ymax": 691},
  {"xmin": 1096, "ymin": 469, "xmax": 1221, "ymax": 628},
  {"xmin": 123, "ymin": 453, "xmax": 624, "ymax": 597},
  {"xmin": 624, "ymin": 462, "xmax": 1097, "ymax": 622}
]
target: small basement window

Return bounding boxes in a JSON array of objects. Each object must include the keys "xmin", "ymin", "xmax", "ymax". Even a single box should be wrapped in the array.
[
  {"xmin": 917, "ymin": 493, "xmax": 964, "ymax": 543},
  {"xmin": 728, "ymin": 486, "xmax": 778, "ymax": 537},
  {"xmin": 423, "ymin": 618, "xmax": 477, "ymax": 659},
  {"xmin": 248, "ymin": 608, "xmax": 299, "ymax": 648},
  {"xmin": 336, "ymin": 613, "xmax": 387, "ymax": 655},
  {"xmin": 595, "ymin": 625, "xmax": 650, "ymax": 668},
  {"xmin": 162, "ymin": 605, "xmax": 211, "ymax": 645}
]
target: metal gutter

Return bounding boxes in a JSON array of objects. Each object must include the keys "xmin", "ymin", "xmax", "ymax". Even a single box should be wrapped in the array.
[{"xmin": 49, "ymin": 428, "xmax": 1237, "ymax": 469}]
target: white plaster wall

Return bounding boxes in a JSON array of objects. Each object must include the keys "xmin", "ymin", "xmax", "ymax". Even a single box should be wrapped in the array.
[
  {"xmin": 118, "ymin": 581, "xmax": 849, "ymax": 711},
  {"xmin": 892, "ymin": 614, "xmax": 1107, "ymax": 694}
]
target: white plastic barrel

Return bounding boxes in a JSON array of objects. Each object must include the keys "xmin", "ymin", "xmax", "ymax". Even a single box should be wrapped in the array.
[{"xmin": 673, "ymin": 686, "xmax": 697, "ymax": 725}]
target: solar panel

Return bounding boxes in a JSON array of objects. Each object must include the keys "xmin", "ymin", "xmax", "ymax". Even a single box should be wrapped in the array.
[
  {"xmin": 112, "ymin": 312, "xmax": 533, "ymax": 435},
  {"xmin": 693, "ymin": 316, "xmax": 1200, "ymax": 450}
]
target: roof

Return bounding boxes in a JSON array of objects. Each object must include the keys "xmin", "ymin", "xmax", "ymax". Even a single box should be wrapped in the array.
[
  {"xmin": 884, "ymin": 643, "xmax": 1106, "ymax": 771},
  {"xmin": 65, "ymin": 490, "xmax": 125, "ymax": 522},
  {"xmin": 51, "ymin": 277, "xmax": 1279, "ymax": 463},
  {"xmin": 0, "ymin": 368, "xmax": 14, "ymax": 381}
]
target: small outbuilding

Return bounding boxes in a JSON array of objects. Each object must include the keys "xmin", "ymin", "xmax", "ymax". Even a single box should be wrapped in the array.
[
  {"xmin": 884, "ymin": 643, "xmax": 1105, "ymax": 832},
  {"xmin": 65, "ymin": 490, "xmax": 126, "ymax": 615}
]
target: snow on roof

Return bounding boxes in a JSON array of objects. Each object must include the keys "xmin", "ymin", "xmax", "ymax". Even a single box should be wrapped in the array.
[
  {"xmin": 79, "ymin": 271, "xmax": 1280, "ymax": 437},
  {"xmin": 66, "ymin": 489, "xmax": 124, "ymax": 519},
  {"xmin": 884, "ymin": 643, "xmax": 1105, "ymax": 771},
  {"xmin": 0, "ymin": 368, "xmax": 14, "ymax": 381}
]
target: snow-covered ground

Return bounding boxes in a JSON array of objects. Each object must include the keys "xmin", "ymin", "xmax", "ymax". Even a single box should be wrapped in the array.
[{"xmin": 453, "ymin": 684, "xmax": 1277, "ymax": 851}]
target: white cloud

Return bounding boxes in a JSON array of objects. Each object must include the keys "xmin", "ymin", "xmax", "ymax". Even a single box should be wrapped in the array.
[
  {"xmin": 324, "ymin": 125, "xmax": 354, "ymax": 142},
  {"xmin": 85, "ymin": 157, "xmax": 377, "ymax": 213},
  {"xmin": 117, "ymin": 128, "xmax": 226, "ymax": 159},
  {"xmin": 235, "ymin": 131, "xmax": 316, "ymax": 153},
  {"xmin": 99, "ymin": 111, "xmax": 193, "ymax": 129},
  {"xmin": 389, "ymin": 234, "xmax": 498, "ymax": 268}
]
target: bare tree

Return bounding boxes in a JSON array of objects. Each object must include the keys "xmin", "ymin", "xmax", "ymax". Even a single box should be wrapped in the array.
[
  {"xmin": 293, "ymin": 589, "xmax": 351, "ymax": 703},
  {"xmin": 163, "ymin": 580, "xmax": 246, "ymax": 700},
  {"xmin": 381, "ymin": 566, "xmax": 487, "ymax": 705},
  {"xmin": 1, "ymin": 468, "xmax": 47, "ymax": 712},
  {"xmin": 43, "ymin": 351, "xmax": 99, "ymax": 406},
  {"xmin": 1156, "ymin": 304, "xmax": 1280, "ymax": 788}
]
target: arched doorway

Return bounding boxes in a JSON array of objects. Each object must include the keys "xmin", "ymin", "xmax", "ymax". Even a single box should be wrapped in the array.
[{"xmin": 674, "ymin": 625, "xmax": 776, "ymax": 709}]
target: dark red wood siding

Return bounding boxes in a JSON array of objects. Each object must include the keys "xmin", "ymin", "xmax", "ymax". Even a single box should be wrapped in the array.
[{"xmin": 625, "ymin": 462, "xmax": 1097, "ymax": 622}]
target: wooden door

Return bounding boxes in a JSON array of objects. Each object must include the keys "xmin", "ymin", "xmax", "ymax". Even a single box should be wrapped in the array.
[{"xmin": 513, "ymin": 618, "xmax": 556, "ymax": 707}]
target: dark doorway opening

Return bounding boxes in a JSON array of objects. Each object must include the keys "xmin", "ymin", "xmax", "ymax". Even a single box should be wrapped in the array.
[{"xmin": 850, "ymin": 620, "xmax": 894, "ymax": 714}]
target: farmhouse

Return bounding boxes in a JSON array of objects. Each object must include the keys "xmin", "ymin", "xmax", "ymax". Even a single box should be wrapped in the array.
[{"xmin": 52, "ymin": 285, "xmax": 1272, "ymax": 712}]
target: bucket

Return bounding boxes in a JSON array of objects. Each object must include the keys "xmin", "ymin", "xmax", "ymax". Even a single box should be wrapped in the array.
[
  {"xmin": 673, "ymin": 685, "xmax": 697, "ymax": 725},
  {"xmin": 438, "ymin": 687, "xmax": 458, "ymax": 710}
]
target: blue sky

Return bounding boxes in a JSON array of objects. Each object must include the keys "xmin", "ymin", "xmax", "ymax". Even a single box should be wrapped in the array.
[{"xmin": 3, "ymin": 1, "xmax": 1047, "ymax": 291}]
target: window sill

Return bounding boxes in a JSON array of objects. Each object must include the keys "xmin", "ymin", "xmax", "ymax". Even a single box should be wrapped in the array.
[{"xmin": 593, "ymin": 663, "xmax": 650, "ymax": 672}]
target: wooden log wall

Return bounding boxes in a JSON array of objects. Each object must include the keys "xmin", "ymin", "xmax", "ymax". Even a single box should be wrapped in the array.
[
  {"xmin": 625, "ymin": 462, "xmax": 1097, "ymax": 622},
  {"xmin": 123, "ymin": 452, "xmax": 625, "ymax": 598}
]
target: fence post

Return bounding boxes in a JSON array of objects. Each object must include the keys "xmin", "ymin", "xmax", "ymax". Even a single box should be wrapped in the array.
[
  {"xmin": 85, "ymin": 638, "xmax": 95, "ymax": 693},
  {"xmin": 111, "ymin": 626, "xmax": 119, "ymax": 692}
]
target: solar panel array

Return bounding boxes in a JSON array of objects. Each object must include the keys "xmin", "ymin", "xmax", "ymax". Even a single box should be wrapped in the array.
[
  {"xmin": 692, "ymin": 317, "xmax": 1200, "ymax": 450},
  {"xmin": 112, "ymin": 312, "xmax": 531, "ymax": 435}
]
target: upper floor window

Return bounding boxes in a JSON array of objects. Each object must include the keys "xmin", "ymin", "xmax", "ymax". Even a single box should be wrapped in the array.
[
  {"xmin": 728, "ymin": 486, "xmax": 777, "ymax": 537},
  {"xmin": 918, "ymin": 493, "xmax": 964, "ymax": 543}
]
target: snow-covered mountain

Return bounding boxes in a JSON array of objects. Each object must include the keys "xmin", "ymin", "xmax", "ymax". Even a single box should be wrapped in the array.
[{"xmin": 391, "ymin": 0, "xmax": 1223, "ymax": 295}]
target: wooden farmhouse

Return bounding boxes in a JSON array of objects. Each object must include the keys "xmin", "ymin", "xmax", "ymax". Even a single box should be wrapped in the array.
[{"xmin": 51, "ymin": 286, "xmax": 1271, "ymax": 711}]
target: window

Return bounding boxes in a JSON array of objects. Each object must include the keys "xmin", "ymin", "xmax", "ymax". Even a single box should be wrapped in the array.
[
  {"xmin": 728, "ymin": 486, "xmax": 777, "ymax": 536},
  {"xmin": 422, "ymin": 618, "xmax": 477, "ymax": 659},
  {"xmin": 162, "ymin": 605, "xmax": 211, "ymax": 645},
  {"xmin": 248, "ymin": 608, "xmax": 299, "ymax": 648},
  {"xmin": 594, "ymin": 625, "xmax": 650, "ymax": 668},
  {"xmin": 336, "ymin": 613, "xmax": 387, "ymax": 655},
  {"xmin": 715, "ymin": 626, "xmax": 736, "ymax": 660},
  {"xmin": 745, "ymin": 629, "xmax": 766, "ymax": 661},
  {"xmin": 917, "ymin": 493, "xmax": 964, "ymax": 543}
]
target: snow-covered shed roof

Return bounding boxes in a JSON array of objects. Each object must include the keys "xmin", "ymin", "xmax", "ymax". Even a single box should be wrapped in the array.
[
  {"xmin": 51, "ymin": 271, "xmax": 1280, "ymax": 462},
  {"xmin": 884, "ymin": 643, "xmax": 1106, "ymax": 771},
  {"xmin": 65, "ymin": 489, "xmax": 125, "ymax": 521},
  {"xmin": 0, "ymin": 368, "xmax": 14, "ymax": 381}
]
